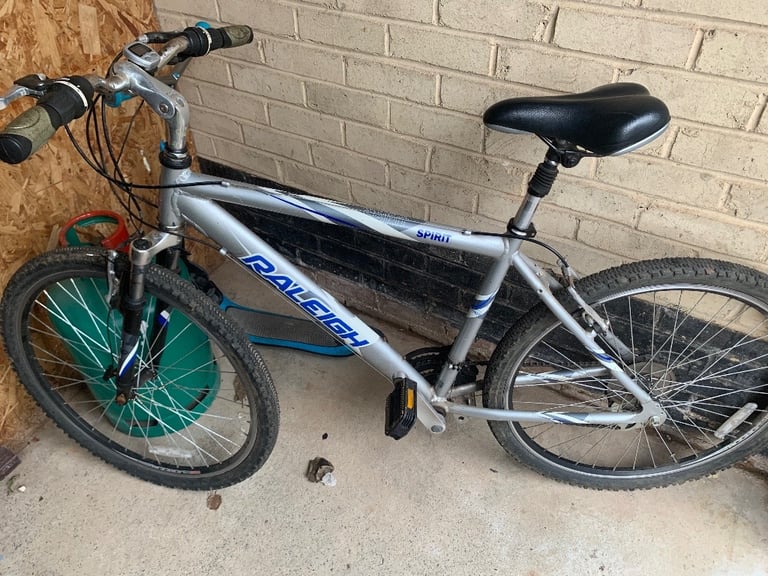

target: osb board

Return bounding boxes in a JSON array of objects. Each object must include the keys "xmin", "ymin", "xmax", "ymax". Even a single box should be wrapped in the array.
[{"xmin": 0, "ymin": 0, "xmax": 220, "ymax": 447}]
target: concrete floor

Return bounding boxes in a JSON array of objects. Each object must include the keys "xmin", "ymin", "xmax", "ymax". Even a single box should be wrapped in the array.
[{"xmin": 2, "ymin": 262, "xmax": 768, "ymax": 575}]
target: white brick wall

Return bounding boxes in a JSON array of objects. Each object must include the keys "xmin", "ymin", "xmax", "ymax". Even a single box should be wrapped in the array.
[{"xmin": 154, "ymin": 0, "xmax": 768, "ymax": 271}]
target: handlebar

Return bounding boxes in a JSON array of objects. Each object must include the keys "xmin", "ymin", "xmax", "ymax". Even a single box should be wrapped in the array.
[
  {"xmin": 0, "ymin": 77, "xmax": 94, "ymax": 164},
  {"xmin": 178, "ymin": 24, "xmax": 253, "ymax": 58},
  {"xmin": 0, "ymin": 24, "xmax": 254, "ymax": 165}
]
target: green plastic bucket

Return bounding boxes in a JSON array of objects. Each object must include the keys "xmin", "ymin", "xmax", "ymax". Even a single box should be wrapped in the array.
[{"xmin": 46, "ymin": 274, "xmax": 220, "ymax": 438}]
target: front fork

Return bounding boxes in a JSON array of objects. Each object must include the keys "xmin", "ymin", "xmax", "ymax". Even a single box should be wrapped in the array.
[{"xmin": 112, "ymin": 230, "xmax": 182, "ymax": 404}]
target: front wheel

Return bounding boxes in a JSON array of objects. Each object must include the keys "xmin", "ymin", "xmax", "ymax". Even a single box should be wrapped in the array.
[
  {"xmin": 484, "ymin": 258, "xmax": 768, "ymax": 490},
  {"xmin": 1, "ymin": 248, "xmax": 280, "ymax": 489}
]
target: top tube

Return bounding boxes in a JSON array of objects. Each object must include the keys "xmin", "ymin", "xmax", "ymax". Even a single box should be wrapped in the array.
[{"xmin": 173, "ymin": 169, "xmax": 514, "ymax": 259}]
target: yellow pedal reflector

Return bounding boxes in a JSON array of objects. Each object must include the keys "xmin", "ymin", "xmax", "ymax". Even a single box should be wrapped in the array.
[{"xmin": 385, "ymin": 377, "xmax": 418, "ymax": 440}]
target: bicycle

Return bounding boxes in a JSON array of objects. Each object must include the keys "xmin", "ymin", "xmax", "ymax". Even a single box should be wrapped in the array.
[{"xmin": 1, "ymin": 23, "xmax": 767, "ymax": 491}]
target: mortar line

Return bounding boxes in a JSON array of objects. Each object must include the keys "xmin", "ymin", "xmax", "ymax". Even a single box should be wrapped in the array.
[
  {"xmin": 685, "ymin": 28, "xmax": 706, "ymax": 70},
  {"xmin": 660, "ymin": 125, "xmax": 679, "ymax": 159},
  {"xmin": 745, "ymin": 94, "xmax": 768, "ymax": 132},
  {"xmin": 488, "ymin": 44, "xmax": 498, "ymax": 77},
  {"xmin": 543, "ymin": 5, "xmax": 560, "ymax": 44},
  {"xmin": 718, "ymin": 182, "xmax": 734, "ymax": 212},
  {"xmin": 293, "ymin": 7, "xmax": 300, "ymax": 39},
  {"xmin": 257, "ymin": 40, "xmax": 266, "ymax": 64},
  {"xmin": 307, "ymin": 142, "xmax": 316, "ymax": 166},
  {"xmin": 589, "ymin": 157, "xmax": 599, "ymax": 179}
]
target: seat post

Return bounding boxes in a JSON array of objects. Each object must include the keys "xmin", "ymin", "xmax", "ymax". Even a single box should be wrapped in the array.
[{"xmin": 508, "ymin": 148, "xmax": 560, "ymax": 236}]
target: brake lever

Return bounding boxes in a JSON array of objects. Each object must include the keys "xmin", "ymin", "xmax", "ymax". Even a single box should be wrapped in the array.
[
  {"xmin": 138, "ymin": 31, "xmax": 184, "ymax": 44},
  {"xmin": 0, "ymin": 74, "xmax": 48, "ymax": 110}
]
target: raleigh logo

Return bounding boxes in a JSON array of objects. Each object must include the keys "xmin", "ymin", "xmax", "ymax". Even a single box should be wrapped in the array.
[{"xmin": 241, "ymin": 254, "xmax": 372, "ymax": 348}]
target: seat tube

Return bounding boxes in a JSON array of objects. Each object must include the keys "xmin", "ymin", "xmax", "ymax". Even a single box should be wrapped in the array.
[
  {"xmin": 434, "ymin": 150, "xmax": 561, "ymax": 398},
  {"xmin": 434, "ymin": 247, "xmax": 515, "ymax": 398}
]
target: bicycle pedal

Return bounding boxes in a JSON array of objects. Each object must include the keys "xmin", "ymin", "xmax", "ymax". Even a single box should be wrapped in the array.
[{"xmin": 385, "ymin": 377, "xmax": 418, "ymax": 440}]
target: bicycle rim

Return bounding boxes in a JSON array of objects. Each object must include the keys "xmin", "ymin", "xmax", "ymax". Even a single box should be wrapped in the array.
[
  {"xmin": 5, "ymin": 253, "xmax": 272, "ymax": 483},
  {"xmin": 495, "ymin": 281, "xmax": 768, "ymax": 484}
]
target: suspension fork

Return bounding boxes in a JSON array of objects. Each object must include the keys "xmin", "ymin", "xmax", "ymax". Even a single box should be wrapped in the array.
[
  {"xmin": 146, "ymin": 244, "xmax": 183, "ymax": 364},
  {"xmin": 113, "ymin": 230, "xmax": 182, "ymax": 404}
]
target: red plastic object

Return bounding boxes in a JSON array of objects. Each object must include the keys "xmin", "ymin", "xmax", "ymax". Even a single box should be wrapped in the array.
[{"xmin": 58, "ymin": 210, "xmax": 130, "ymax": 251}]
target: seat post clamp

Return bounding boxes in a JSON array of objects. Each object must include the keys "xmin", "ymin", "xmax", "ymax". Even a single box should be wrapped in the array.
[{"xmin": 506, "ymin": 220, "xmax": 537, "ymax": 238}]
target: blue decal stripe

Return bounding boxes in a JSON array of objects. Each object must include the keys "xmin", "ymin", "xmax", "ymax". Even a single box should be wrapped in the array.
[
  {"xmin": 271, "ymin": 194, "xmax": 360, "ymax": 229},
  {"xmin": 118, "ymin": 340, "xmax": 140, "ymax": 377},
  {"xmin": 472, "ymin": 294, "xmax": 495, "ymax": 310}
]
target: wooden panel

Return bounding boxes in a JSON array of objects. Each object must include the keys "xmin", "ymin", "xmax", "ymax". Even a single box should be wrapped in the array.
[{"xmin": 0, "ymin": 0, "xmax": 166, "ymax": 446}]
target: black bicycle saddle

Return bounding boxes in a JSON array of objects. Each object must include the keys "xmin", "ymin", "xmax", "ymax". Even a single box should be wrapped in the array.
[{"xmin": 483, "ymin": 83, "xmax": 670, "ymax": 156}]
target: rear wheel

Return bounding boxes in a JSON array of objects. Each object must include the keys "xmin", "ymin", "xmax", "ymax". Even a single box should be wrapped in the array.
[
  {"xmin": 484, "ymin": 258, "xmax": 768, "ymax": 490},
  {"xmin": 1, "ymin": 248, "xmax": 280, "ymax": 489}
]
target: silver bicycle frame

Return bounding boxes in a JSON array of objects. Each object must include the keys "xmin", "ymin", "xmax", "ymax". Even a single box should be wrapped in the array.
[
  {"xmin": 150, "ymin": 168, "xmax": 664, "ymax": 434},
  {"xmin": 115, "ymin": 57, "xmax": 664, "ymax": 434}
]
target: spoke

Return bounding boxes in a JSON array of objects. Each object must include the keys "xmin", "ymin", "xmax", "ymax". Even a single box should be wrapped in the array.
[
  {"xmin": 654, "ymin": 291, "xmax": 726, "ymax": 372},
  {"xmin": 512, "ymin": 397, "xmax": 613, "ymax": 410},
  {"xmin": 522, "ymin": 345, "xmax": 631, "ymax": 406},
  {"xmin": 682, "ymin": 304, "xmax": 766, "ymax": 372},
  {"xmin": 650, "ymin": 292, "xmax": 657, "ymax": 376},
  {"xmin": 123, "ymin": 398, "xmax": 161, "ymax": 464},
  {"xmin": 686, "ymin": 350, "xmax": 768, "ymax": 384},
  {"xmin": 679, "ymin": 320, "xmax": 768, "ymax": 386},
  {"xmin": 656, "ymin": 291, "xmax": 685, "ymax": 391},
  {"xmin": 675, "ymin": 413, "xmax": 719, "ymax": 449},
  {"xmin": 626, "ymin": 296, "xmax": 638, "ymax": 377},
  {"xmin": 135, "ymin": 387, "xmax": 241, "ymax": 453},
  {"xmin": 45, "ymin": 278, "xmax": 112, "ymax": 347},
  {"xmin": 663, "ymin": 383, "xmax": 768, "ymax": 409},
  {"xmin": 642, "ymin": 427, "xmax": 657, "ymax": 468},
  {"xmin": 579, "ymin": 426, "xmax": 615, "ymax": 468},
  {"xmin": 676, "ymin": 294, "xmax": 731, "ymax": 353},
  {"xmin": 37, "ymin": 282, "xmax": 113, "ymax": 354},
  {"xmin": 532, "ymin": 425, "xmax": 606, "ymax": 452},
  {"xmin": 665, "ymin": 415, "xmax": 699, "ymax": 458},
  {"xmin": 29, "ymin": 319, "xmax": 118, "ymax": 350},
  {"xmin": 30, "ymin": 303, "xmax": 110, "ymax": 364},
  {"xmin": 589, "ymin": 425, "xmax": 637, "ymax": 471}
]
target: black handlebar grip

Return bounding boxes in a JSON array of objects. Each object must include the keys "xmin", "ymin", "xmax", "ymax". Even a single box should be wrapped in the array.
[
  {"xmin": 0, "ymin": 107, "xmax": 56, "ymax": 164},
  {"xmin": 181, "ymin": 25, "xmax": 254, "ymax": 57},
  {"xmin": 0, "ymin": 76, "xmax": 93, "ymax": 164},
  {"xmin": 211, "ymin": 25, "xmax": 254, "ymax": 50}
]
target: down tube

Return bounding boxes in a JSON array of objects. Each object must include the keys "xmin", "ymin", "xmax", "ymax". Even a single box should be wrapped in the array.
[{"xmin": 176, "ymin": 194, "xmax": 448, "ymax": 432}]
